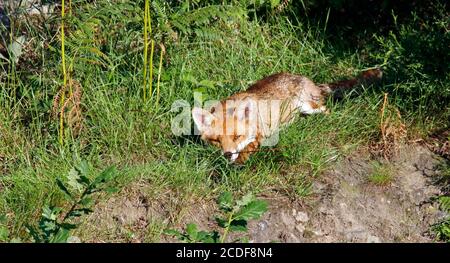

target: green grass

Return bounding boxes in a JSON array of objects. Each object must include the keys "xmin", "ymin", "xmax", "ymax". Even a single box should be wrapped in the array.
[
  {"xmin": 0, "ymin": 0, "xmax": 448, "ymax": 242},
  {"xmin": 367, "ymin": 162, "xmax": 395, "ymax": 186}
]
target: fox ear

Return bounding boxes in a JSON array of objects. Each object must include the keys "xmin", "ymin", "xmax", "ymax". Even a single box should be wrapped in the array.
[
  {"xmin": 235, "ymin": 99, "xmax": 256, "ymax": 121},
  {"xmin": 192, "ymin": 107, "xmax": 215, "ymax": 132}
]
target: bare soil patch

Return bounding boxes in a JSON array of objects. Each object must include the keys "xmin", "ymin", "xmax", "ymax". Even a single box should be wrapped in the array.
[{"xmin": 79, "ymin": 144, "xmax": 447, "ymax": 243}]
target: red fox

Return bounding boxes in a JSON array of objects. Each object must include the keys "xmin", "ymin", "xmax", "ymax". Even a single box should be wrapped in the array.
[{"xmin": 192, "ymin": 69, "xmax": 382, "ymax": 164}]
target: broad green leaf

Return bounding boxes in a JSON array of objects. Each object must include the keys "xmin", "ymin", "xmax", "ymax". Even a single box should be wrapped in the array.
[
  {"xmin": 67, "ymin": 168, "xmax": 83, "ymax": 193},
  {"xmin": 56, "ymin": 179, "xmax": 73, "ymax": 201},
  {"xmin": 0, "ymin": 226, "xmax": 9, "ymax": 241},
  {"xmin": 68, "ymin": 208, "xmax": 93, "ymax": 218},
  {"xmin": 182, "ymin": 73, "xmax": 197, "ymax": 84},
  {"xmin": 197, "ymin": 231, "xmax": 220, "ymax": 243},
  {"xmin": 77, "ymin": 160, "xmax": 90, "ymax": 177},
  {"xmin": 229, "ymin": 219, "xmax": 248, "ymax": 232},
  {"xmin": 186, "ymin": 223, "xmax": 198, "ymax": 241},
  {"xmin": 236, "ymin": 193, "xmax": 254, "ymax": 209},
  {"xmin": 217, "ymin": 192, "xmax": 233, "ymax": 211},
  {"xmin": 50, "ymin": 228, "xmax": 70, "ymax": 243},
  {"xmin": 93, "ymin": 166, "xmax": 117, "ymax": 186},
  {"xmin": 80, "ymin": 197, "xmax": 93, "ymax": 207},
  {"xmin": 215, "ymin": 217, "xmax": 228, "ymax": 228},
  {"xmin": 26, "ymin": 225, "xmax": 41, "ymax": 243},
  {"xmin": 198, "ymin": 79, "xmax": 215, "ymax": 89},
  {"xmin": 193, "ymin": 87, "xmax": 207, "ymax": 94},
  {"xmin": 39, "ymin": 220, "xmax": 57, "ymax": 233},
  {"xmin": 67, "ymin": 210, "xmax": 82, "ymax": 218},
  {"xmin": 234, "ymin": 200, "xmax": 268, "ymax": 221},
  {"xmin": 78, "ymin": 175, "xmax": 91, "ymax": 186},
  {"xmin": 60, "ymin": 223, "xmax": 77, "ymax": 230},
  {"xmin": 41, "ymin": 206, "xmax": 56, "ymax": 221}
]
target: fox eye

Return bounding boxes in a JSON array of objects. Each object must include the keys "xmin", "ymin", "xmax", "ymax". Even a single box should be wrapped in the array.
[
  {"xmin": 233, "ymin": 135, "xmax": 241, "ymax": 141},
  {"xmin": 208, "ymin": 138, "xmax": 220, "ymax": 146}
]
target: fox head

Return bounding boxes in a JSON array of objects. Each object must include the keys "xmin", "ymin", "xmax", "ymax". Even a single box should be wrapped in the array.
[{"xmin": 192, "ymin": 99, "xmax": 260, "ymax": 164}]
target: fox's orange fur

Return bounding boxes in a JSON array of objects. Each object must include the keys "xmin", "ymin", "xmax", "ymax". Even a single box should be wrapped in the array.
[{"xmin": 192, "ymin": 69, "xmax": 382, "ymax": 164}]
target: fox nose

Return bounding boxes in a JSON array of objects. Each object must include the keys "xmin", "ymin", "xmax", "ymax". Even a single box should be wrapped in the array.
[{"xmin": 223, "ymin": 152, "xmax": 233, "ymax": 159}]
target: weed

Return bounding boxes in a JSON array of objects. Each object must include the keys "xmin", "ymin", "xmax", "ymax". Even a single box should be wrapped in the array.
[
  {"xmin": 164, "ymin": 192, "xmax": 268, "ymax": 243},
  {"xmin": 25, "ymin": 161, "xmax": 119, "ymax": 243},
  {"xmin": 368, "ymin": 161, "xmax": 395, "ymax": 186},
  {"xmin": 432, "ymin": 195, "xmax": 450, "ymax": 242}
]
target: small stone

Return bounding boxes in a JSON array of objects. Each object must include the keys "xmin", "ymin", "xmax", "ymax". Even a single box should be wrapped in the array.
[
  {"xmin": 312, "ymin": 230, "xmax": 324, "ymax": 236},
  {"xmin": 296, "ymin": 224, "xmax": 305, "ymax": 233},
  {"xmin": 295, "ymin": 211, "xmax": 309, "ymax": 223},
  {"xmin": 367, "ymin": 235, "xmax": 381, "ymax": 243},
  {"xmin": 280, "ymin": 211, "xmax": 295, "ymax": 226},
  {"xmin": 258, "ymin": 220, "xmax": 269, "ymax": 231},
  {"xmin": 67, "ymin": 236, "xmax": 81, "ymax": 243}
]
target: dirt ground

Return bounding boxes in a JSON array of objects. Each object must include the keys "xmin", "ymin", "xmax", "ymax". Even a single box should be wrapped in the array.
[{"xmin": 79, "ymin": 144, "xmax": 448, "ymax": 243}]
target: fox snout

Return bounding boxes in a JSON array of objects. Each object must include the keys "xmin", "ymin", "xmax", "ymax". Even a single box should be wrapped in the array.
[{"xmin": 223, "ymin": 151, "xmax": 233, "ymax": 159}]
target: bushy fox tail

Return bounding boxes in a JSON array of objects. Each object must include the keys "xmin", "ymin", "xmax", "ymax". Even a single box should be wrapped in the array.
[{"xmin": 319, "ymin": 68, "xmax": 383, "ymax": 95}]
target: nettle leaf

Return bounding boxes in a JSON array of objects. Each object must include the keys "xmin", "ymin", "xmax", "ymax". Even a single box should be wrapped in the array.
[
  {"xmin": 69, "ymin": 208, "xmax": 94, "ymax": 218},
  {"xmin": 60, "ymin": 223, "xmax": 77, "ymax": 230},
  {"xmin": 50, "ymin": 228, "xmax": 70, "ymax": 243},
  {"xmin": 77, "ymin": 160, "xmax": 90, "ymax": 178},
  {"xmin": 229, "ymin": 219, "xmax": 248, "ymax": 232},
  {"xmin": 41, "ymin": 206, "xmax": 57, "ymax": 221},
  {"xmin": 197, "ymin": 231, "xmax": 220, "ymax": 243},
  {"xmin": 93, "ymin": 166, "xmax": 117, "ymax": 186},
  {"xmin": 217, "ymin": 192, "xmax": 233, "ymax": 211},
  {"xmin": 80, "ymin": 197, "xmax": 93, "ymax": 207},
  {"xmin": 215, "ymin": 217, "xmax": 228, "ymax": 228},
  {"xmin": 56, "ymin": 179, "xmax": 73, "ymax": 201},
  {"xmin": 236, "ymin": 193, "xmax": 254, "ymax": 209},
  {"xmin": 39, "ymin": 220, "xmax": 57, "ymax": 232},
  {"xmin": 78, "ymin": 175, "xmax": 91, "ymax": 186},
  {"xmin": 234, "ymin": 200, "xmax": 268, "ymax": 221},
  {"xmin": 26, "ymin": 225, "xmax": 41, "ymax": 243},
  {"xmin": 186, "ymin": 223, "xmax": 198, "ymax": 241},
  {"xmin": 67, "ymin": 168, "xmax": 84, "ymax": 192}
]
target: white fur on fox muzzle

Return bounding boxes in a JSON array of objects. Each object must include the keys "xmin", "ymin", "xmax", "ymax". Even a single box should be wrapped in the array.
[
  {"xmin": 226, "ymin": 137, "xmax": 256, "ymax": 163},
  {"xmin": 230, "ymin": 153, "xmax": 239, "ymax": 162}
]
